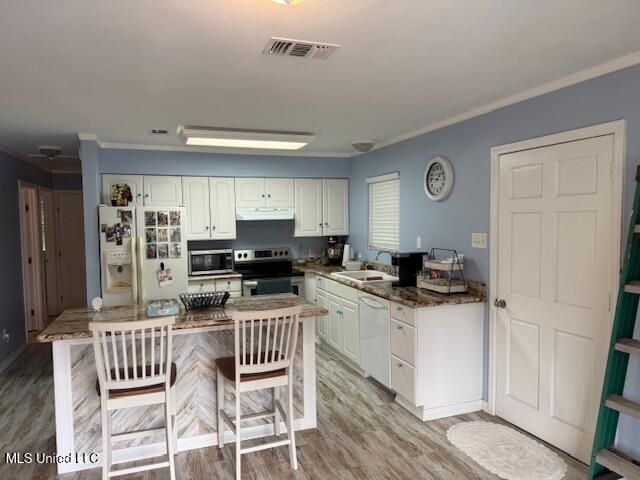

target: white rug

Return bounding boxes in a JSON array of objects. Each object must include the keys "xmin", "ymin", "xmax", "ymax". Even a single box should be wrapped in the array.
[{"xmin": 447, "ymin": 421, "xmax": 568, "ymax": 480}]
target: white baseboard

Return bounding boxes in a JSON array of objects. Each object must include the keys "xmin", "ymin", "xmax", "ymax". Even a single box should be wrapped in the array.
[
  {"xmin": 0, "ymin": 343, "xmax": 27, "ymax": 374},
  {"xmin": 57, "ymin": 417, "xmax": 314, "ymax": 474},
  {"xmin": 480, "ymin": 400, "xmax": 491, "ymax": 414},
  {"xmin": 395, "ymin": 395, "xmax": 485, "ymax": 422}
]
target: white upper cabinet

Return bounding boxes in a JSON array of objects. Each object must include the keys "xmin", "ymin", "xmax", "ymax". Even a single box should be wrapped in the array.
[
  {"xmin": 235, "ymin": 178, "xmax": 266, "ymax": 208},
  {"xmin": 294, "ymin": 179, "xmax": 323, "ymax": 237},
  {"xmin": 143, "ymin": 175, "xmax": 183, "ymax": 207},
  {"xmin": 182, "ymin": 177, "xmax": 211, "ymax": 240},
  {"xmin": 265, "ymin": 178, "xmax": 294, "ymax": 208},
  {"xmin": 209, "ymin": 177, "xmax": 236, "ymax": 239},
  {"xmin": 102, "ymin": 174, "xmax": 143, "ymax": 205},
  {"xmin": 323, "ymin": 179, "xmax": 349, "ymax": 236}
]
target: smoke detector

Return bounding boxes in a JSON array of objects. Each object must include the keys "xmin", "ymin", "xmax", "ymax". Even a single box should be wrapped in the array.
[
  {"xmin": 37, "ymin": 145, "xmax": 63, "ymax": 159},
  {"xmin": 263, "ymin": 37, "xmax": 340, "ymax": 60},
  {"xmin": 351, "ymin": 141, "xmax": 376, "ymax": 153}
]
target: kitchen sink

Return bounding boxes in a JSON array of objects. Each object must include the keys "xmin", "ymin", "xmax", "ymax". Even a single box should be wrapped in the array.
[{"xmin": 330, "ymin": 270, "xmax": 398, "ymax": 286}]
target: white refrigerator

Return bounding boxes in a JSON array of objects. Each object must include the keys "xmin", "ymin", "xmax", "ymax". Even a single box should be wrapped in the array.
[{"xmin": 99, "ymin": 206, "xmax": 188, "ymax": 306}]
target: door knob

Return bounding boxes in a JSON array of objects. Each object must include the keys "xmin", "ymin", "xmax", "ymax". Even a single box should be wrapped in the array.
[{"xmin": 494, "ymin": 299, "xmax": 507, "ymax": 309}]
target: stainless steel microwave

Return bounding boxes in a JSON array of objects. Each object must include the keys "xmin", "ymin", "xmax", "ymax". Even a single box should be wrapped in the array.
[{"xmin": 188, "ymin": 249, "xmax": 234, "ymax": 276}]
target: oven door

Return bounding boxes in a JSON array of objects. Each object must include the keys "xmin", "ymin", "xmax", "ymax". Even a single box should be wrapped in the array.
[
  {"xmin": 242, "ymin": 277, "xmax": 303, "ymax": 296},
  {"xmin": 188, "ymin": 251, "xmax": 232, "ymax": 275}
]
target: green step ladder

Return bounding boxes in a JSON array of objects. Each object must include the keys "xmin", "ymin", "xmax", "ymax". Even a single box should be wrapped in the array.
[{"xmin": 588, "ymin": 166, "xmax": 640, "ymax": 480}]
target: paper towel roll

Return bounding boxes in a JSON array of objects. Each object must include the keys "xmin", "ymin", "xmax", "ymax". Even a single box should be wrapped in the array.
[{"xmin": 342, "ymin": 244, "xmax": 351, "ymax": 267}]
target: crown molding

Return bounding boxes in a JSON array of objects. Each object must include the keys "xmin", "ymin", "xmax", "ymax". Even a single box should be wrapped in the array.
[
  {"xmin": 372, "ymin": 51, "xmax": 640, "ymax": 153},
  {"xmin": 78, "ymin": 133, "xmax": 98, "ymax": 141}
]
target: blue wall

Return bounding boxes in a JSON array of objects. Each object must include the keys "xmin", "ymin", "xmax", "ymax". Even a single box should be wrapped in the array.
[
  {"xmin": 349, "ymin": 64, "xmax": 640, "ymax": 458},
  {"xmin": 80, "ymin": 147, "xmax": 350, "ymax": 302},
  {"xmin": 51, "ymin": 173, "xmax": 82, "ymax": 190},
  {"xmin": 0, "ymin": 152, "xmax": 51, "ymax": 365}
]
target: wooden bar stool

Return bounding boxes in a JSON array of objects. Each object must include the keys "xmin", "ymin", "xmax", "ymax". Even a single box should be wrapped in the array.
[
  {"xmin": 90, "ymin": 316, "xmax": 178, "ymax": 480},
  {"xmin": 216, "ymin": 306, "xmax": 302, "ymax": 479}
]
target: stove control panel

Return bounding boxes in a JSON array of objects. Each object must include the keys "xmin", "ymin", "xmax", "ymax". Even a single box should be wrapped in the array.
[{"xmin": 234, "ymin": 247, "xmax": 291, "ymax": 263}]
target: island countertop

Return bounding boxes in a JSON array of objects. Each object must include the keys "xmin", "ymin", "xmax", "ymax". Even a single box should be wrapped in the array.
[{"xmin": 38, "ymin": 293, "xmax": 328, "ymax": 342}]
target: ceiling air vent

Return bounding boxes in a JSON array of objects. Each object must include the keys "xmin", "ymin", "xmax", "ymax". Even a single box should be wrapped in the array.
[{"xmin": 263, "ymin": 37, "xmax": 340, "ymax": 60}]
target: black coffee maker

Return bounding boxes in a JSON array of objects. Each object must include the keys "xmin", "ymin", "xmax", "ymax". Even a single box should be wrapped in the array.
[{"xmin": 391, "ymin": 252, "xmax": 424, "ymax": 287}]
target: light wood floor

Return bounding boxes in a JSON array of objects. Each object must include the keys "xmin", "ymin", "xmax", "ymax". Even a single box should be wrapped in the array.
[{"xmin": 0, "ymin": 343, "xmax": 588, "ymax": 479}]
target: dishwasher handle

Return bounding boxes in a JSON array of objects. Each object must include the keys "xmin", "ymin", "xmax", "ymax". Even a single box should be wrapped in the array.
[{"xmin": 360, "ymin": 296, "xmax": 386, "ymax": 309}]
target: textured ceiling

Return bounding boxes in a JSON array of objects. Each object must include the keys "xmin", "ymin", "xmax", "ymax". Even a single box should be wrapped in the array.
[{"xmin": 1, "ymin": 0, "xmax": 640, "ymax": 167}]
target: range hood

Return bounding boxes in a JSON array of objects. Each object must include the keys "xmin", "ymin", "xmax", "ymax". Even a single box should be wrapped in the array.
[{"xmin": 235, "ymin": 208, "xmax": 295, "ymax": 221}]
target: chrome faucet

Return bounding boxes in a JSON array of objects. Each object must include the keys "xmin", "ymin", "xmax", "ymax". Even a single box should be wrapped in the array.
[{"xmin": 374, "ymin": 250, "xmax": 393, "ymax": 262}]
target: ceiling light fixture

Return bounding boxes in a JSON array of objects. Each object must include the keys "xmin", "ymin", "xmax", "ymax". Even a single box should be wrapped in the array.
[
  {"xmin": 272, "ymin": 0, "xmax": 304, "ymax": 5},
  {"xmin": 178, "ymin": 126, "xmax": 314, "ymax": 150}
]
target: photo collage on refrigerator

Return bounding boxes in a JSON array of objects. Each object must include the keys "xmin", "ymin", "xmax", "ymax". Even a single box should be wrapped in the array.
[{"xmin": 144, "ymin": 210, "xmax": 182, "ymax": 260}]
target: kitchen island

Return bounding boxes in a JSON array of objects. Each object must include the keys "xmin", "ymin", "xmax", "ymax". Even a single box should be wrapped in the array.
[{"xmin": 38, "ymin": 294, "xmax": 327, "ymax": 475}]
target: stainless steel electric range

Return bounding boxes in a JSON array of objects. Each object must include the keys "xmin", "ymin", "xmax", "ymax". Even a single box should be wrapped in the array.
[{"xmin": 233, "ymin": 247, "xmax": 305, "ymax": 297}]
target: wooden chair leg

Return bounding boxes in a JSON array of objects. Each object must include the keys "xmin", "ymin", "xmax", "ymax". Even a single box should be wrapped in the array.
[
  {"xmin": 101, "ymin": 400, "xmax": 111, "ymax": 480},
  {"xmin": 273, "ymin": 386, "xmax": 281, "ymax": 437},
  {"xmin": 217, "ymin": 369, "xmax": 225, "ymax": 448},
  {"xmin": 235, "ymin": 389, "xmax": 242, "ymax": 480},
  {"xmin": 165, "ymin": 392, "xmax": 176, "ymax": 480},
  {"xmin": 286, "ymin": 380, "xmax": 298, "ymax": 470}
]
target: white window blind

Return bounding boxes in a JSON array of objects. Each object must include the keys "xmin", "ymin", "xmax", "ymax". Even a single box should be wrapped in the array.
[{"xmin": 368, "ymin": 172, "xmax": 400, "ymax": 251}]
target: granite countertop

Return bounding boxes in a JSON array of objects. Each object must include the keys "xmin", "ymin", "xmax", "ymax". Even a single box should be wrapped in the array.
[
  {"xmin": 38, "ymin": 293, "xmax": 328, "ymax": 343},
  {"xmin": 294, "ymin": 265, "xmax": 486, "ymax": 309}
]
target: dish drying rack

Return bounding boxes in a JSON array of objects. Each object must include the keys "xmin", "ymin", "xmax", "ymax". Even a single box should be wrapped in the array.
[
  {"xmin": 179, "ymin": 291, "xmax": 230, "ymax": 311},
  {"xmin": 417, "ymin": 248, "xmax": 467, "ymax": 294}
]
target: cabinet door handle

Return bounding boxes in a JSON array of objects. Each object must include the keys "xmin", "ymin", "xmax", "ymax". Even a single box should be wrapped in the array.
[
  {"xmin": 212, "ymin": 225, "xmax": 216, "ymax": 230},
  {"xmin": 396, "ymin": 325, "xmax": 404, "ymax": 331},
  {"xmin": 396, "ymin": 306, "xmax": 403, "ymax": 311},
  {"xmin": 267, "ymin": 193, "xmax": 272, "ymax": 198},
  {"xmin": 325, "ymin": 222, "xmax": 329, "ymax": 227},
  {"xmin": 136, "ymin": 193, "xmax": 142, "ymax": 197},
  {"xmin": 397, "ymin": 362, "xmax": 403, "ymax": 368},
  {"xmin": 336, "ymin": 310, "xmax": 343, "ymax": 315},
  {"xmin": 144, "ymin": 193, "xmax": 149, "ymax": 198},
  {"xmin": 262, "ymin": 193, "xmax": 265, "ymax": 198},
  {"xmin": 205, "ymin": 226, "xmax": 209, "ymax": 230}
]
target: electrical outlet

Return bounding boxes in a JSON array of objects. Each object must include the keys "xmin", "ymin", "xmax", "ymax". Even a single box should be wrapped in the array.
[
  {"xmin": 472, "ymin": 232, "xmax": 487, "ymax": 249},
  {"xmin": 2, "ymin": 328, "xmax": 9, "ymax": 344},
  {"xmin": 416, "ymin": 236, "xmax": 422, "ymax": 249}
]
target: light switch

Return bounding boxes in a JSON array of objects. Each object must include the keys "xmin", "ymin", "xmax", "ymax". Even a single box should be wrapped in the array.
[
  {"xmin": 472, "ymin": 232, "xmax": 487, "ymax": 249},
  {"xmin": 416, "ymin": 236, "xmax": 422, "ymax": 249}
]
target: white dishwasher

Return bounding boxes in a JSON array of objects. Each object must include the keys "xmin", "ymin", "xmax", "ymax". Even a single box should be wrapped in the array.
[{"xmin": 359, "ymin": 293, "xmax": 391, "ymax": 388}]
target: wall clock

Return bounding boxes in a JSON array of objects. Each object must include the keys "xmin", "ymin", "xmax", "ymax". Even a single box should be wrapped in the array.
[{"xmin": 423, "ymin": 156, "xmax": 454, "ymax": 201}]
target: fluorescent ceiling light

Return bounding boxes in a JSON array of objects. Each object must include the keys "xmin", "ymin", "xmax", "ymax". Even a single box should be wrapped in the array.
[
  {"xmin": 273, "ymin": 0, "xmax": 304, "ymax": 5},
  {"xmin": 178, "ymin": 126, "xmax": 313, "ymax": 150}
]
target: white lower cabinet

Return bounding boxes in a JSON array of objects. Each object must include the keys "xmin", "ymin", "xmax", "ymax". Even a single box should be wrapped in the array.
[
  {"xmin": 313, "ymin": 276, "xmax": 360, "ymax": 366},
  {"xmin": 187, "ymin": 277, "xmax": 242, "ymax": 297},
  {"xmin": 341, "ymin": 300, "xmax": 359, "ymax": 364},
  {"xmin": 316, "ymin": 289, "xmax": 327, "ymax": 342},
  {"xmin": 390, "ymin": 302, "xmax": 484, "ymax": 422}
]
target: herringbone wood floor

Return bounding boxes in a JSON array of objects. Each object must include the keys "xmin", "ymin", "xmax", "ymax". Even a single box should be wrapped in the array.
[{"xmin": 0, "ymin": 343, "xmax": 587, "ymax": 479}]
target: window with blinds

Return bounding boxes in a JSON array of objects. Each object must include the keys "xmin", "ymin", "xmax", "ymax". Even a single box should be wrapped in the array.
[{"xmin": 368, "ymin": 172, "xmax": 400, "ymax": 251}]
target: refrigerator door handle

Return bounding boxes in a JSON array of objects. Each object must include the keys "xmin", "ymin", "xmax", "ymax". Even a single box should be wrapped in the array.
[
  {"xmin": 131, "ymin": 236, "xmax": 138, "ymax": 304},
  {"xmin": 137, "ymin": 235, "xmax": 146, "ymax": 303}
]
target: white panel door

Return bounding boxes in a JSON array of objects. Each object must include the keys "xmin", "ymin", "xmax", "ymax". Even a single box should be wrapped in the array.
[
  {"xmin": 294, "ymin": 179, "xmax": 323, "ymax": 237},
  {"xmin": 327, "ymin": 293, "xmax": 343, "ymax": 352},
  {"xmin": 341, "ymin": 299, "xmax": 360, "ymax": 364},
  {"xmin": 495, "ymin": 135, "xmax": 615, "ymax": 463},
  {"xmin": 182, "ymin": 177, "xmax": 211, "ymax": 240},
  {"xmin": 102, "ymin": 174, "xmax": 144, "ymax": 205},
  {"xmin": 235, "ymin": 178, "xmax": 265, "ymax": 208},
  {"xmin": 143, "ymin": 175, "xmax": 183, "ymax": 207},
  {"xmin": 210, "ymin": 177, "xmax": 237, "ymax": 240},
  {"xmin": 323, "ymin": 179, "xmax": 349, "ymax": 236},
  {"xmin": 316, "ymin": 289, "xmax": 327, "ymax": 342},
  {"xmin": 265, "ymin": 178, "xmax": 294, "ymax": 208}
]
